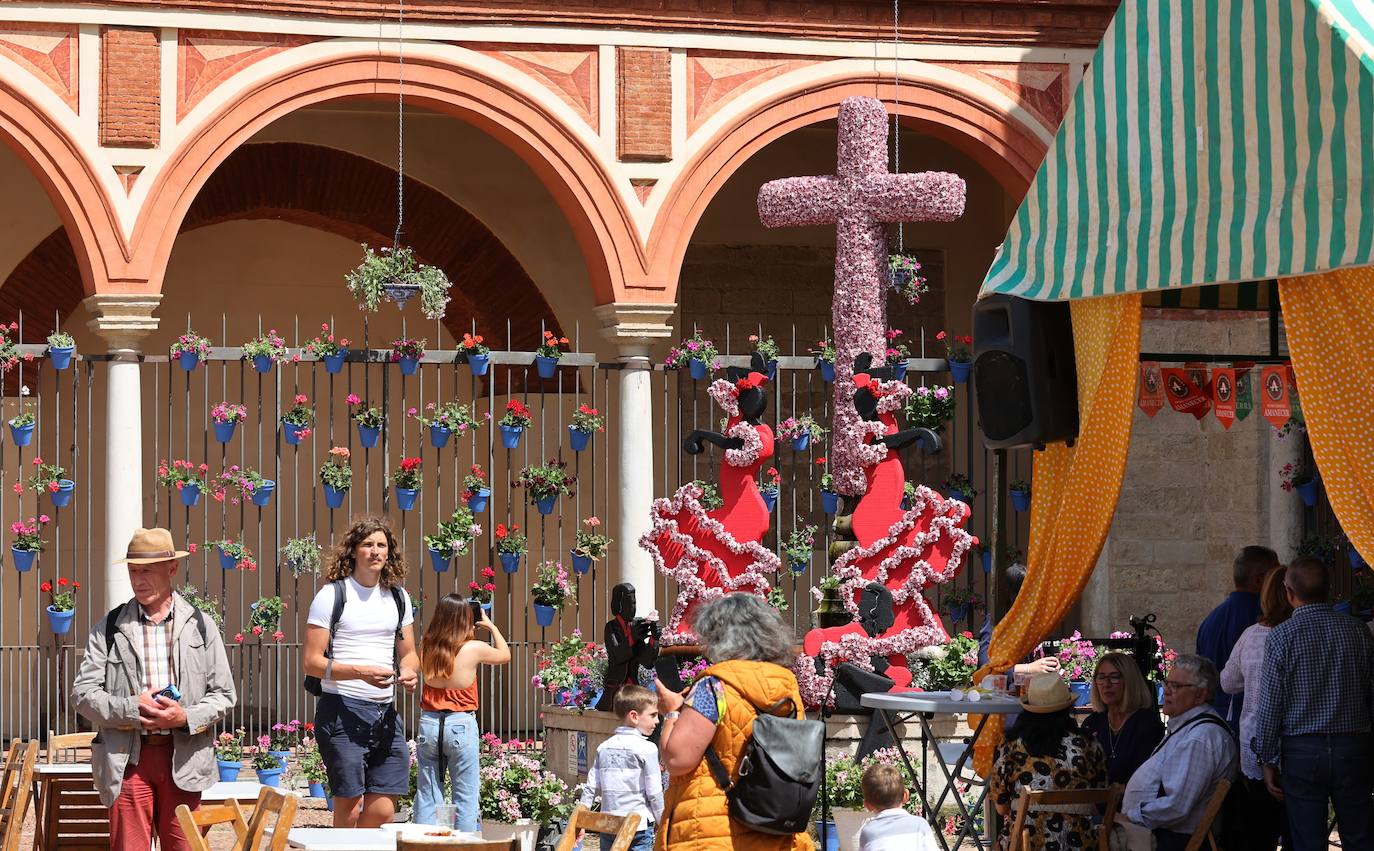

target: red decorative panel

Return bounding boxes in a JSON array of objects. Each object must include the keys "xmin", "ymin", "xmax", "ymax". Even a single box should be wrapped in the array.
[
  {"xmin": 941, "ymin": 61, "xmax": 1069, "ymax": 132},
  {"xmin": 178, "ymin": 29, "xmax": 317, "ymax": 121},
  {"xmin": 686, "ymin": 52, "xmax": 815, "ymax": 136},
  {"xmin": 0, "ymin": 22, "xmax": 79, "ymax": 111},
  {"xmin": 475, "ymin": 45, "xmax": 598, "ymax": 132}
]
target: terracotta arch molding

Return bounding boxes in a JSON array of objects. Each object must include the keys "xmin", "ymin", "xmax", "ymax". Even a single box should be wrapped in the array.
[
  {"xmin": 646, "ymin": 72, "xmax": 1047, "ymax": 295},
  {"xmin": 128, "ymin": 51, "xmax": 647, "ymax": 305}
]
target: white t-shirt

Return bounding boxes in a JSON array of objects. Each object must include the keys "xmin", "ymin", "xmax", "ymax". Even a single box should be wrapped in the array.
[{"xmin": 307, "ymin": 577, "xmax": 414, "ymax": 702}]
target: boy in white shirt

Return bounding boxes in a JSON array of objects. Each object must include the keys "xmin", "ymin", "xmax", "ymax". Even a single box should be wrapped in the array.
[
  {"xmin": 857, "ymin": 763, "xmax": 938, "ymax": 851},
  {"xmin": 578, "ymin": 685, "xmax": 663, "ymax": 851}
]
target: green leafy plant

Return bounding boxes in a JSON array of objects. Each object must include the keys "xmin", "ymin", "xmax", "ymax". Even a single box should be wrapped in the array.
[
  {"xmin": 210, "ymin": 402, "xmax": 247, "ymax": 424},
  {"xmin": 766, "ymin": 587, "xmax": 789, "ymax": 613},
  {"xmin": 498, "ymin": 399, "xmax": 532, "ymax": 429},
  {"xmin": 208, "ymin": 539, "xmax": 256, "ymax": 571},
  {"xmin": 214, "ymin": 728, "xmax": 246, "ymax": 763},
  {"xmin": 298, "ymin": 737, "xmax": 328, "ymax": 784},
  {"xmin": 320, "ymin": 447, "xmax": 352, "ymax": 490},
  {"xmin": 346, "ymin": 394, "xmax": 385, "ymax": 429},
  {"xmin": 458, "ymin": 332, "xmax": 490, "ymax": 359},
  {"xmin": 423, "ymin": 506, "xmax": 480, "ymax": 557},
  {"xmin": 469, "ymin": 567, "xmax": 497, "ymax": 604},
  {"xmin": 749, "ymin": 333, "xmax": 781, "ymax": 362},
  {"xmin": 817, "ymin": 748, "xmax": 912, "ymax": 811},
  {"xmin": 937, "ymin": 331, "xmax": 974, "ymax": 363},
  {"xmin": 47, "ymin": 331, "xmax": 74, "ymax": 349},
  {"xmin": 169, "ymin": 331, "xmax": 211, "ymax": 362},
  {"xmin": 514, "ymin": 460, "xmax": 576, "ymax": 501},
  {"xmin": 777, "ymin": 415, "xmax": 825, "ymax": 442},
  {"xmin": 463, "ymin": 464, "xmax": 489, "ymax": 499},
  {"xmin": 494, "ymin": 523, "xmax": 526, "ymax": 555},
  {"xmin": 531, "ymin": 560, "xmax": 574, "ymax": 608},
  {"xmin": 177, "ymin": 583, "xmax": 224, "ymax": 627},
  {"xmin": 280, "ymin": 394, "xmax": 315, "ymax": 429},
  {"xmin": 412, "ymin": 400, "xmax": 481, "ymax": 433},
  {"xmin": 479, "ymin": 737, "xmax": 575, "ymax": 824},
  {"xmin": 782, "ymin": 525, "xmax": 818, "ymax": 564},
  {"xmin": 250, "ymin": 736, "xmax": 281, "ymax": 771},
  {"xmin": 240, "ymin": 329, "xmax": 288, "ymax": 364},
  {"xmin": 281, "ymin": 537, "xmax": 322, "ymax": 578},
  {"xmin": 664, "ymin": 328, "xmax": 719, "ymax": 370},
  {"xmin": 943, "ymin": 584, "xmax": 984, "ymax": 612},
  {"xmin": 157, "ymin": 459, "xmax": 209, "ymax": 490},
  {"xmin": 245, "ymin": 596, "xmax": 285, "ymax": 640},
  {"xmin": 27, "ymin": 457, "xmax": 68, "ymax": 495},
  {"xmin": 905, "ymin": 385, "xmax": 957, "ymax": 432},
  {"xmin": 944, "ymin": 473, "xmax": 978, "ymax": 501},
  {"xmin": 811, "ymin": 338, "xmax": 837, "ymax": 364},
  {"xmin": 920, "ymin": 632, "xmax": 982, "ymax": 691},
  {"xmin": 345, "ymin": 244, "xmax": 452, "ymax": 320},
  {"xmin": 535, "ymin": 329, "xmax": 569, "ymax": 359},
  {"xmin": 1297, "ymin": 533, "xmax": 1342, "ymax": 567},
  {"xmin": 570, "ymin": 404, "xmax": 604, "ymax": 433},
  {"xmin": 572, "ymin": 516, "xmax": 611, "ymax": 560},
  {"xmin": 392, "ymin": 456, "xmax": 423, "ymax": 490},
  {"xmin": 888, "ymin": 253, "xmax": 930, "ymax": 306},
  {"xmin": 41, "ymin": 576, "xmax": 78, "ymax": 612},
  {"xmin": 302, "ymin": 322, "xmax": 350, "ymax": 357},
  {"xmin": 1010, "ymin": 479, "xmax": 1031, "ymax": 496},
  {"xmin": 759, "ymin": 466, "xmax": 781, "ymax": 495},
  {"xmin": 689, "ymin": 480, "xmax": 723, "ymax": 510}
]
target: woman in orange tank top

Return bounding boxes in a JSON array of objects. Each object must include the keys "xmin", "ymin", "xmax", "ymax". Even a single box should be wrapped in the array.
[{"xmin": 415, "ymin": 593, "xmax": 510, "ymax": 831}]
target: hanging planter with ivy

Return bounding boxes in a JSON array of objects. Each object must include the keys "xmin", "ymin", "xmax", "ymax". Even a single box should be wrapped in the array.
[{"xmin": 345, "ymin": 244, "xmax": 452, "ymax": 320}]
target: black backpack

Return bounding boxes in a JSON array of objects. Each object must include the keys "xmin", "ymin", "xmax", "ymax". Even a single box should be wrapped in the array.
[
  {"xmin": 303, "ymin": 579, "xmax": 405, "ymax": 697},
  {"xmin": 704, "ymin": 684, "xmax": 824, "ymax": 835}
]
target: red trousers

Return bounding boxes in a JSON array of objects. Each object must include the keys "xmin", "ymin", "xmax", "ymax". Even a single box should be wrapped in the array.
[{"xmin": 109, "ymin": 738, "xmax": 201, "ymax": 851}]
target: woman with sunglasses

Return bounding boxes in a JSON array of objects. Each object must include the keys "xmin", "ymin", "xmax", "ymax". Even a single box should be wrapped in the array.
[{"xmin": 1081, "ymin": 651, "xmax": 1164, "ymax": 785}]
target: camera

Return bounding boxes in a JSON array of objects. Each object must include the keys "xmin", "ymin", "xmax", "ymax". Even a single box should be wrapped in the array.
[{"xmin": 156, "ymin": 684, "xmax": 182, "ymax": 702}]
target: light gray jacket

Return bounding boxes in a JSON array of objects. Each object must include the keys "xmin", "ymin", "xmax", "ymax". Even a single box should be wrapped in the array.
[{"xmin": 72, "ymin": 593, "xmax": 237, "ymax": 806}]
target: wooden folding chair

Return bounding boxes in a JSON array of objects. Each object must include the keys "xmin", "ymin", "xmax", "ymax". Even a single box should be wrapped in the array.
[
  {"xmin": 176, "ymin": 799, "xmax": 252, "ymax": 851},
  {"xmin": 1008, "ymin": 785, "xmax": 1122, "ymax": 851},
  {"xmin": 554, "ymin": 806, "xmax": 642, "ymax": 851},
  {"xmin": 1183, "ymin": 779, "xmax": 1231, "ymax": 851},
  {"xmin": 46, "ymin": 730, "xmax": 97, "ymax": 764},
  {"xmin": 398, "ymin": 840, "xmax": 516, "ymax": 850},
  {"xmin": 0, "ymin": 740, "xmax": 38, "ymax": 851},
  {"xmin": 239, "ymin": 787, "xmax": 299, "ymax": 851}
]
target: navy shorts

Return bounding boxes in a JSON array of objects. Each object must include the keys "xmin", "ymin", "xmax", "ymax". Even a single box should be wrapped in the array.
[{"xmin": 315, "ymin": 693, "xmax": 410, "ymax": 798}]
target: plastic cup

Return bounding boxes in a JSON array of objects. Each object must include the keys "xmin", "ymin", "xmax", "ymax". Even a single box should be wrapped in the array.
[{"xmin": 433, "ymin": 803, "xmax": 457, "ymax": 831}]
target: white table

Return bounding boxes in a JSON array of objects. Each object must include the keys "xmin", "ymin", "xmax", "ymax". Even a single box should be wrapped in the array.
[
  {"xmin": 275, "ymin": 825, "xmax": 483, "ymax": 849},
  {"xmin": 33, "ymin": 762, "xmax": 260, "ymax": 800},
  {"xmin": 860, "ymin": 691, "xmax": 1023, "ymax": 851}
]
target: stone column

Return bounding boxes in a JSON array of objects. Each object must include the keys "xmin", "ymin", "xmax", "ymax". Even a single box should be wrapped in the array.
[
  {"xmin": 85, "ymin": 293, "xmax": 161, "ymax": 611},
  {"xmin": 596, "ymin": 303, "xmax": 676, "ymax": 614}
]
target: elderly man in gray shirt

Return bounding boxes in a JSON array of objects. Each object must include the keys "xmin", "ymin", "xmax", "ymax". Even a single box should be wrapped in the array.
[{"xmin": 1114, "ymin": 655, "xmax": 1237, "ymax": 851}]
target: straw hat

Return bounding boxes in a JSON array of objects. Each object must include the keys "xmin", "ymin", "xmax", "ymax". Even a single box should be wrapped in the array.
[
  {"xmin": 1020, "ymin": 673, "xmax": 1075, "ymax": 713},
  {"xmin": 114, "ymin": 528, "xmax": 190, "ymax": 564}
]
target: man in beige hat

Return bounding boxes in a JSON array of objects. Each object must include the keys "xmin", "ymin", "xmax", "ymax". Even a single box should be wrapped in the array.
[{"xmin": 73, "ymin": 527, "xmax": 236, "ymax": 851}]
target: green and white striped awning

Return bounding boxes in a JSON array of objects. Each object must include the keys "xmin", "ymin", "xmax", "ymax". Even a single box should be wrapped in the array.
[{"xmin": 981, "ymin": 0, "xmax": 1374, "ymax": 301}]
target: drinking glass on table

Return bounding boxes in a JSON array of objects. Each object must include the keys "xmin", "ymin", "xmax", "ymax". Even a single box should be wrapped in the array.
[{"xmin": 433, "ymin": 803, "xmax": 458, "ymax": 831}]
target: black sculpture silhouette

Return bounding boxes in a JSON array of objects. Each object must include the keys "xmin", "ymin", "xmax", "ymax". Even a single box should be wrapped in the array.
[{"xmin": 594, "ymin": 583, "xmax": 661, "ymax": 712}]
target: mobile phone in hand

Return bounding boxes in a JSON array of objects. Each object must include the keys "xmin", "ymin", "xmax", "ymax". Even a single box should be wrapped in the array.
[{"xmin": 468, "ymin": 600, "xmax": 482, "ymax": 620}]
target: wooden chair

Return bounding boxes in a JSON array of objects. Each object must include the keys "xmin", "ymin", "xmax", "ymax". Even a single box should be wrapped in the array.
[
  {"xmin": 46, "ymin": 730, "xmax": 97, "ymax": 764},
  {"xmin": 176, "ymin": 799, "xmax": 253, "ymax": 851},
  {"xmin": 398, "ymin": 840, "xmax": 517, "ymax": 850},
  {"xmin": 1008, "ymin": 785, "xmax": 1122, "ymax": 851},
  {"xmin": 0, "ymin": 740, "xmax": 38, "ymax": 851},
  {"xmin": 38, "ymin": 774, "xmax": 111, "ymax": 849},
  {"xmin": 1183, "ymin": 778, "xmax": 1231, "ymax": 851},
  {"xmin": 238, "ymin": 786, "xmax": 299, "ymax": 851},
  {"xmin": 554, "ymin": 806, "xmax": 642, "ymax": 851}
]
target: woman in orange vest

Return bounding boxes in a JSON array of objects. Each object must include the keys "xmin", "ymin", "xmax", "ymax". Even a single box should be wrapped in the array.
[
  {"xmin": 655, "ymin": 594, "xmax": 814, "ymax": 851},
  {"xmin": 415, "ymin": 594, "xmax": 511, "ymax": 831}
]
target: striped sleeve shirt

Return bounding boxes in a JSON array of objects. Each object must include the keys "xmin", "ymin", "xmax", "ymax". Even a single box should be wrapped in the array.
[{"xmin": 578, "ymin": 727, "xmax": 663, "ymax": 826}]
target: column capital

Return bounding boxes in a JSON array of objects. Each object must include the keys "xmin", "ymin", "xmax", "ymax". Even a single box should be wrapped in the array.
[
  {"xmin": 84, "ymin": 293, "xmax": 162, "ymax": 351},
  {"xmin": 594, "ymin": 301, "xmax": 676, "ymax": 365}
]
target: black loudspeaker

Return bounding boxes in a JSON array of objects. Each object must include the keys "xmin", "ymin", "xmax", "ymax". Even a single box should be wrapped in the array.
[{"xmin": 972, "ymin": 294, "xmax": 1079, "ymax": 449}]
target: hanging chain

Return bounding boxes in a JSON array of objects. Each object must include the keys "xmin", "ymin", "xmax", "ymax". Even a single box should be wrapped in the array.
[
  {"xmin": 893, "ymin": 0, "xmax": 903, "ymax": 252},
  {"xmin": 394, "ymin": 0, "xmax": 405, "ymax": 248}
]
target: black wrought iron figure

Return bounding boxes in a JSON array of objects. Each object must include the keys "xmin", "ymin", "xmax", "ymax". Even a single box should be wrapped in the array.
[{"xmin": 594, "ymin": 583, "xmax": 661, "ymax": 711}]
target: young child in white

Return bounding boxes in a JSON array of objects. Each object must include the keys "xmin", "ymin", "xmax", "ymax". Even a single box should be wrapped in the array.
[
  {"xmin": 578, "ymin": 685, "xmax": 663, "ymax": 851},
  {"xmin": 857, "ymin": 762, "xmax": 939, "ymax": 851}
]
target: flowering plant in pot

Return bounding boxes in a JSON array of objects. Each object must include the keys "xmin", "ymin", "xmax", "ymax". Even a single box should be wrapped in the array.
[
  {"xmin": 937, "ymin": 331, "xmax": 975, "ymax": 383},
  {"xmin": 758, "ymin": 466, "xmax": 781, "ymax": 512},
  {"xmin": 0, "ymin": 322, "xmax": 18, "ymax": 373},
  {"xmin": 816, "ymin": 457, "xmax": 839, "ymax": 514},
  {"xmin": 904, "ymin": 384, "xmax": 956, "ymax": 432},
  {"xmin": 250, "ymin": 736, "xmax": 285, "ymax": 786},
  {"xmin": 28, "ymin": 456, "xmax": 76, "ymax": 508},
  {"xmin": 208, "ymin": 539, "xmax": 255, "ymax": 571},
  {"xmin": 665, "ymin": 329, "xmax": 720, "ymax": 379},
  {"xmin": 239, "ymin": 596, "xmax": 286, "ymax": 644},
  {"xmin": 469, "ymin": 567, "xmax": 497, "ymax": 612},
  {"xmin": 530, "ymin": 560, "xmax": 574, "ymax": 627},
  {"xmin": 688, "ymin": 479, "xmax": 724, "ymax": 510},
  {"xmin": 1280, "ymin": 461, "xmax": 1319, "ymax": 506},
  {"xmin": 412, "ymin": 400, "xmax": 482, "ymax": 450},
  {"xmin": 345, "ymin": 243, "xmax": 453, "ymax": 320},
  {"xmin": 498, "ymin": 399, "xmax": 532, "ymax": 449},
  {"xmin": 298, "ymin": 736, "xmax": 328, "ymax": 797},
  {"xmin": 514, "ymin": 460, "xmax": 576, "ymax": 514},
  {"xmin": 887, "ymin": 253, "xmax": 929, "ymax": 306},
  {"xmin": 902, "ymin": 480, "xmax": 919, "ymax": 510},
  {"xmin": 241, "ymin": 329, "xmax": 289, "ymax": 372},
  {"xmin": 812, "ymin": 338, "xmax": 837, "ymax": 381},
  {"xmin": 391, "ymin": 457, "xmax": 423, "ymax": 511},
  {"xmin": 750, "ymin": 333, "xmax": 781, "ymax": 378},
  {"xmin": 302, "ymin": 323, "xmax": 351, "ymax": 372},
  {"xmin": 211, "ymin": 465, "xmax": 274, "ymax": 507},
  {"xmin": 46, "ymin": 330, "xmax": 76, "ymax": 370},
  {"xmin": 7, "ymin": 397, "xmax": 36, "ymax": 446},
  {"xmin": 210, "ymin": 401, "xmax": 247, "ymax": 443},
  {"xmin": 170, "ymin": 331, "xmax": 212, "ymax": 370},
  {"xmin": 178, "ymin": 583, "xmax": 224, "ymax": 627},
  {"xmin": 390, "ymin": 336, "xmax": 426, "ymax": 375},
  {"xmin": 884, "ymin": 329, "xmax": 911, "ymax": 378},
  {"xmin": 777, "ymin": 415, "xmax": 825, "ymax": 451},
  {"xmin": 463, "ymin": 464, "xmax": 491, "ymax": 512},
  {"xmin": 782, "ymin": 525, "xmax": 817, "ymax": 573},
  {"xmin": 943, "ymin": 472, "xmax": 978, "ymax": 503},
  {"xmin": 458, "ymin": 332, "xmax": 491, "ymax": 374},
  {"xmin": 10, "ymin": 515, "xmax": 48, "ymax": 571},
  {"xmin": 1297, "ymin": 533, "xmax": 1342, "ymax": 567},
  {"xmin": 281, "ymin": 536, "xmax": 322, "ymax": 578},
  {"xmin": 1010, "ymin": 479, "xmax": 1032, "ymax": 512},
  {"xmin": 215, "ymin": 729, "xmax": 246, "ymax": 781},
  {"xmin": 319, "ymin": 447, "xmax": 352, "ymax": 508},
  {"xmin": 423, "ymin": 506, "xmax": 481, "ymax": 571},
  {"xmin": 1048, "ymin": 631, "xmax": 1103, "ymax": 705},
  {"xmin": 812, "ymin": 575, "xmax": 849, "ymax": 627},
  {"xmin": 495, "ymin": 523, "xmax": 526, "ymax": 573},
  {"xmin": 280, "ymin": 394, "xmax": 315, "ymax": 444},
  {"xmin": 816, "ymin": 748, "xmax": 915, "ymax": 850},
  {"xmin": 942, "ymin": 585, "xmax": 984, "ymax": 624},
  {"xmin": 568, "ymin": 404, "xmax": 603, "ymax": 452},
  {"xmin": 478, "ymin": 735, "xmax": 575, "ymax": 825},
  {"xmin": 917, "ymin": 633, "xmax": 981, "ymax": 691},
  {"xmin": 41, "ymin": 575, "xmax": 79, "ymax": 633},
  {"xmin": 346, "ymin": 394, "xmax": 385, "ymax": 447},
  {"xmin": 268, "ymin": 719, "xmax": 303, "ymax": 769},
  {"xmin": 531, "ymin": 629, "xmax": 606, "ymax": 708},
  {"xmin": 571, "ymin": 516, "xmax": 610, "ymax": 574},
  {"xmin": 533, "ymin": 330, "xmax": 570, "ymax": 379},
  {"xmin": 157, "ymin": 459, "xmax": 209, "ymax": 506}
]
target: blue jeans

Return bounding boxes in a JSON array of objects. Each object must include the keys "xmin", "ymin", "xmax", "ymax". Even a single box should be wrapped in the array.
[
  {"xmin": 414, "ymin": 710, "xmax": 480, "ymax": 832},
  {"xmin": 1280, "ymin": 733, "xmax": 1374, "ymax": 851},
  {"xmin": 599, "ymin": 828, "xmax": 654, "ymax": 851}
]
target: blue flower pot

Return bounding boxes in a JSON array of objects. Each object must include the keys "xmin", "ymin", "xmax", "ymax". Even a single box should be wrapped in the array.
[
  {"xmin": 397, "ymin": 356, "xmax": 419, "ymax": 376},
  {"xmin": 323, "ymin": 351, "xmax": 347, "ymax": 373},
  {"xmin": 213, "ymin": 420, "xmax": 238, "ymax": 444},
  {"xmin": 250, "ymin": 480, "xmax": 275, "ymax": 508},
  {"xmin": 11, "ymin": 547, "xmax": 35, "ymax": 572},
  {"xmin": 761, "ymin": 490, "xmax": 778, "ymax": 512},
  {"xmin": 901, "ymin": 497, "xmax": 913, "ymax": 511},
  {"xmin": 1296, "ymin": 478, "xmax": 1319, "ymax": 507},
  {"xmin": 218, "ymin": 547, "xmax": 238, "ymax": 570},
  {"xmin": 357, "ymin": 423, "xmax": 380, "ymax": 449},
  {"xmin": 688, "ymin": 358, "xmax": 708, "ymax": 380},
  {"xmin": 535, "ymin": 494, "xmax": 557, "ymax": 515},
  {"xmin": 1011, "ymin": 490, "xmax": 1031, "ymax": 513},
  {"xmin": 947, "ymin": 490, "xmax": 973, "ymax": 506},
  {"xmin": 1334, "ymin": 601, "xmax": 1353, "ymax": 615},
  {"xmin": 1069, "ymin": 682, "xmax": 1092, "ymax": 707},
  {"xmin": 1156, "ymin": 682, "xmax": 1165, "ymax": 705},
  {"xmin": 499, "ymin": 425, "xmax": 523, "ymax": 450},
  {"xmin": 177, "ymin": 351, "xmax": 200, "ymax": 371},
  {"xmin": 50, "ymin": 480, "xmax": 75, "ymax": 509},
  {"xmin": 790, "ymin": 560, "xmax": 807, "ymax": 575},
  {"xmin": 791, "ymin": 433, "xmax": 811, "ymax": 452},
  {"xmin": 1351, "ymin": 548, "xmax": 1366, "ymax": 571},
  {"xmin": 326, "ymin": 797, "xmax": 334, "ymax": 812},
  {"xmin": 308, "ymin": 781, "xmax": 326, "ymax": 798},
  {"xmin": 323, "ymin": 484, "xmax": 346, "ymax": 509},
  {"xmin": 8, "ymin": 420, "xmax": 34, "ymax": 447},
  {"xmin": 429, "ymin": 547, "xmax": 451, "ymax": 573},
  {"xmin": 251, "ymin": 354, "xmax": 272, "ymax": 373},
  {"xmin": 500, "ymin": 552, "xmax": 520, "ymax": 573},
  {"xmin": 395, "ymin": 487, "xmax": 419, "ymax": 511},
  {"xmin": 949, "ymin": 604, "xmax": 969, "ymax": 623},
  {"xmin": 255, "ymin": 766, "xmax": 284, "ymax": 788},
  {"xmin": 429, "ymin": 424, "xmax": 452, "ymax": 449},
  {"xmin": 981, "ymin": 550, "xmax": 993, "ymax": 574},
  {"xmin": 765, "ymin": 360, "xmax": 778, "ymax": 381},
  {"xmin": 571, "ymin": 552, "xmax": 593, "ymax": 575},
  {"xmin": 179, "ymin": 483, "xmax": 202, "ymax": 507},
  {"xmin": 568, "ymin": 426, "xmax": 591, "ymax": 452},
  {"xmin": 815, "ymin": 821, "xmax": 839, "ymax": 851},
  {"xmin": 892, "ymin": 361, "xmax": 909, "ymax": 381},
  {"xmin": 216, "ymin": 761, "xmax": 241, "ymax": 782},
  {"xmin": 468, "ymin": 353, "xmax": 490, "ymax": 376},
  {"xmin": 48, "ymin": 346, "xmax": 74, "ymax": 370},
  {"xmin": 533, "ymin": 603, "xmax": 556, "ymax": 627},
  {"xmin": 45, "ymin": 606, "xmax": 74, "ymax": 634},
  {"xmin": 270, "ymin": 751, "xmax": 291, "ymax": 769},
  {"xmin": 281, "ymin": 420, "xmax": 307, "ymax": 445},
  {"xmin": 818, "ymin": 360, "xmax": 835, "ymax": 382},
  {"xmin": 949, "ymin": 359, "xmax": 972, "ymax": 384},
  {"xmin": 820, "ymin": 489, "xmax": 839, "ymax": 515},
  {"xmin": 467, "ymin": 488, "xmax": 490, "ymax": 513},
  {"xmin": 535, "ymin": 355, "xmax": 559, "ymax": 379}
]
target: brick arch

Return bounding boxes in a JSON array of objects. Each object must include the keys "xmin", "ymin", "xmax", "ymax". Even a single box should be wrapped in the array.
[
  {"xmin": 3, "ymin": 142, "xmax": 560, "ymax": 348},
  {"xmin": 646, "ymin": 69, "xmax": 1050, "ymax": 296}
]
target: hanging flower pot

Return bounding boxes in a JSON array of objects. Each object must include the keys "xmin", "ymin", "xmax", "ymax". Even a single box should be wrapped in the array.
[
  {"xmin": 428, "ymin": 547, "xmax": 451, "ymax": 573},
  {"xmin": 45, "ymin": 606, "xmax": 74, "ymax": 634},
  {"xmin": 357, "ymin": 423, "xmax": 381, "ymax": 449},
  {"xmin": 1011, "ymin": 489, "xmax": 1031, "ymax": 513},
  {"xmin": 216, "ymin": 761, "xmax": 241, "ymax": 782},
  {"xmin": 281, "ymin": 421, "xmax": 308, "ymax": 445},
  {"xmin": 499, "ymin": 552, "xmax": 521, "ymax": 573},
  {"xmin": 1069, "ymin": 682, "xmax": 1092, "ymax": 707},
  {"xmin": 948, "ymin": 359, "xmax": 973, "ymax": 384},
  {"xmin": 397, "ymin": 356, "xmax": 419, "ymax": 376},
  {"xmin": 468, "ymin": 353, "xmax": 490, "ymax": 376},
  {"xmin": 11, "ymin": 547, "xmax": 36, "ymax": 572},
  {"xmin": 218, "ymin": 547, "xmax": 238, "ymax": 570},
  {"xmin": 466, "ymin": 488, "xmax": 491, "ymax": 513},
  {"xmin": 535, "ymin": 494, "xmax": 558, "ymax": 516},
  {"xmin": 792, "ymin": 433, "xmax": 811, "ymax": 452},
  {"xmin": 50, "ymin": 480, "xmax": 76, "ymax": 509},
  {"xmin": 250, "ymin": 480, "xmax": 276, "ymax": 508},
  {"xmin": 892, "ymin": 360, "xmax": 909, "ymax": 381},
  {"xmin": 178, "ymin": 351, "xmax": 201, "ymax": 371},
  {"xmin": 760, "ymin": 490, "xmax": 778, "ymax": 512},
  {"xmin": 251, "ymin": 354, "xmax": 273, "ymax": 373},
  {"xmin": 179, "ymin": 483, "xmax": 202, "ymax": 507},
  {"xmin": 820, "ymin": 489, "xmax": 839, "ymax": 515},
  {"xmin": 1295, "ymin": 478, "xmax": 1319, "ymax": 507},
  {"xmin": 764, "ymin": 360, "xmax": 778, "ymax": 381},
  {"xmin": 568, "ymin": 426, "xmax": 591, "ymax": 452},
  {"xmin": 688, "ymin": 358, "xmax": 708, "ymax": 380},
  {"xmin": 947, "ymin": 489, "xmax": 974, "ymax": 505},
  {"xmin": 790, "ymin": 560, "xmax": 806, "ymax": 575},
  {"xmin": 818, "ymin": 360, "xmax": 835, "ymax": 383},
  {"xmin": 323, "ymin": 351, "xmax": 347, "ymax": 374},
  {"xmin": 571, "ymin": 551, "xmax": 593, "ymax": 575},
  {"xmin": 8, "ymin": 419, "xmax": 34, "ymax": 447},
  {"xmin": 323, "ymin": 484, "xmax": 347, "ymax": 510},
  {"xmin": 981, "ymin": 550, "xmax": 993, "ymax": 574},
  {"xmin": 534, "ymin": 355, "xmax": 559, "ymax": 379},
  {"xmin": 48, "ymin": 347, "xmax": 75, "ymax": 371},
  {"xmin": 255, "ymin": 765, "xmax": 284, "ymax": 787},
  {"xmin": 1350, "ymin": 548, "xmax": 1366, "ymax": 571},
  {"xmin": 533, "ymin": 603, "xmax": 556, "ymax": 627},
  {"xmin": 949, "ymin": 603, "xmax": 969, "ymax": 623},
  {"xmin": 213, "ymin": 420, "xmax": 238, "ymax": 444},
  {"xmin": 394, "ymin": 487, "xmax": 419, "ymax": 511},
  {"xmin": 500, "ymin": 425, "xmax": 524, "ymax": 450},
  {"xmin": 429, "ymin": 425, "xmax": 452, "ymax": 449}
]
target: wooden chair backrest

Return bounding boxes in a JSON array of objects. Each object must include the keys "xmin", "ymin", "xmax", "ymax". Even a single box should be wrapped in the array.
[
  {"xmin": 398, "ymin": 840, "xmax": 517, "ymax": 850},
  {"xmin": 240, "ymin": 786, "xmax": 299, "ymax": 851},
  {"xmin": 46, "ymin": 730, "xmax": 97, "ymax": 764},
  {"xmin": 40, "ymin": 775, "xmax": 111, "ymax": 849},
  {"xmin": 1009, "ymin": 785, "xmax": 1122, "ymax": 851},
  {"xmin": 176, "ymin": 799, "xmax": 252, "ymax": 851},
  {"xmin": 1183, "ymin": 778, "xmax": 1231, "ymax": 851},
  {"xmin": 554, "ymin": 806, "xmax": 642, "ymax": 851},
  {"xmin": 0, "ymin": 740, "xmax": 38, "ymax": 851},
  {"xmin": 0, "ymin": 742, "xmax": 22, "ymax": 818}
]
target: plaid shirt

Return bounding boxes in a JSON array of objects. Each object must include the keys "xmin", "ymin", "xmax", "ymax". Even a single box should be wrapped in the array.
[
  {"xmin": 1252, "ymin": 604, "xmax": 1374, "ymax": 765},
  {"xmin": 139, "ymin": 603, "xmax": 176, "ymax": 735}
]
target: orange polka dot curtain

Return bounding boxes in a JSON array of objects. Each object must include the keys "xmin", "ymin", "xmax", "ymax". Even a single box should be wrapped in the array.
[
  {"xmin": 972, "ymin": 292, "xmax": 1142, "ymax": 776},
  {"xmin": 1279, "ymin": 268, "xmax": 1374, "ymax": 561}
]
